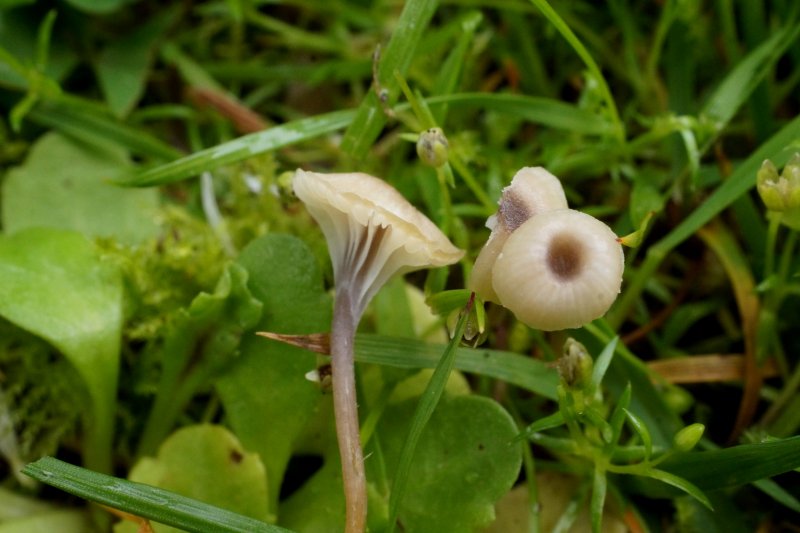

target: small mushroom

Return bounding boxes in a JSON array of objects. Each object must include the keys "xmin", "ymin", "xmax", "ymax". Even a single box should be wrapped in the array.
[
  {"xmin": 491, "ymin": 208, "xmax": 624, "ymax": 331},
  {"xmin": 293, "ymin": 169, "xmax": 463, "ymax": 532},
  {"xmin": 470, "ymin": 167, "xmax": 567, "ymax": 301}
]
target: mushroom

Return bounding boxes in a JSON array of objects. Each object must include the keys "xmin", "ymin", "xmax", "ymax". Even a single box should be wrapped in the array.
[
  {"xmin": 292, "ymin": 169, "xmax": 463, "ymax": 532},
  {"xmin": 491, "ymin": 208, "xmax": 624, "ymax": 331},
  {"xmin": 469, "ymin": 167, "xmax": 568, "ymax": 301}
]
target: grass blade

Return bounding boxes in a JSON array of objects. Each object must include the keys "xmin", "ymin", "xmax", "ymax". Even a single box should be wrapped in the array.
[
  {"xmin": 341, "ymin": 0, "xmax": 439, "ymax": 158},
  {"xmin": 644, "ymin": 469, "xmax": 712, "ymax": 510},
  {"xmin": 354, "ymin": 333, "xmax": 558, "ymax": 399},
  {"xmin": 29, "ymin": 98, "xmax": 182, "ymax": 161},
  {"xmin": 591, "ymin": 336, "xmax": 618, "ymax": 388},
  {"xmin": 22, "ymin": 457, "xmax": 289, "ymax": 533},
  {"xmin": 703, "ymin": 22, "xmax": 800, "ymax": 127},
  {"xmin": 386, "ymin": 296, "xmax": 473, "ymax": 533},
  {"xmin": 590, "ymin": 465, "xmax": 607, "ymax": 533},
  {"xmin": 628, "ymin": 435, "xmax": 800, "ymax": 501},
  {"xmin": 527, "ymin": 0, "xmax": 624, "ymax": 141},
  {"xmin": 118, "ymin": 109, "xmax": 355, "ymax": 186},
  {"xmin": 426, "ymin": 93, "xmax": 611, "ymax": 135}
]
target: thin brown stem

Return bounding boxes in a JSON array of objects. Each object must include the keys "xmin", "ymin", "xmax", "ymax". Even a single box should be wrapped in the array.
[{"xmin": 330, "ymin": 287, "xmax": 367, "ymax": 533}]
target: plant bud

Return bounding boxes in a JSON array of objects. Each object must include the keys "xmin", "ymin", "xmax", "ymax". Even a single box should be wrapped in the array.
[
  {"xmin": 673, "ymin": 423, "xmax": 704, "ymax": 452},
  {"xmin": 558, "ymin": 338, "xmax": 594, "ymax": 389},
  {"xmin": 416, "ymin": 127, "xmax": 449, "ymax": 167},
  {"xmin": 757, "ymin": 155, "xmax": 800, "ymax": 212}
]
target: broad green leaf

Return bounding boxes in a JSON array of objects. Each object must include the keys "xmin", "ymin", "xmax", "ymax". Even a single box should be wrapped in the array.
[
  {"xmin": 136, "ymin": 264, "xmax": 262, "ymax": 457},
  {"xmin": 22, "ymin": 457, "xmax": 288, "ymax": 533},
  {"xmin": 117, "ymin": 425, "xmax": 269, "ymax": 533},
  {"xmin": 277, "ymin": 458, "xmax": 345, "ymax": 533},
  {"xmin": 0, "ymin": 228, "xmax": 122, "ymax": 474},
  {"xmin": 282, "ymin": 395, "xmax": 521, "ymax": 533},
  {"xmin": 95, "ymin": 10, "xmax": 176, "ymax": 117},
  {"xmin": 2, "ymin": 132, "xmax": 159, "ymax": 245},
  {"xmin": 217, "ymin": 234, "xmax": 331, "ymax": 512},
  {"xmin": 0, "ymin": 487, "xmax": 60, "ymax": 520},
  {"xmin": 382, "ymin": 395, "xmax": 522, "ymax": 532}
]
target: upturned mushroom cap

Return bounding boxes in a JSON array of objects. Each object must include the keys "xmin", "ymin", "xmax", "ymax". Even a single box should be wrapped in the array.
[
  {"xmin": 491, "ymin": 209, "xmax": 624, "ymax": 331},
  {"xmin": 470, "ymin": 167, "xmax": 568, "ymax": 302},
  {"xmin": 293, "ymin": 169, "xmax": 464, "ymax": 311}
]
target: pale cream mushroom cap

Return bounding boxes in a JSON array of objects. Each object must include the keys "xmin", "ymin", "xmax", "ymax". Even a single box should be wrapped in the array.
[
  {"xmin": 470, "ymin": 167, "xmax": 568, "ymax": 302},
  {"xmin": 293, "ymin": 169, "xmax": 464, "ymax": 310},
  {"xmin": 491, "ymin": 209, "xmax": 624, "ymax": 331}
]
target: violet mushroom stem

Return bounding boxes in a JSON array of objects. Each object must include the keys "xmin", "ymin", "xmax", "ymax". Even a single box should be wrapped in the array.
[
  {"xmin": 329, "ymin": 286, "xmax": 366, "ymax": 533},
  {"xmin": 292, "ymin": 170, "xmax": 463, "ymax": 533}
]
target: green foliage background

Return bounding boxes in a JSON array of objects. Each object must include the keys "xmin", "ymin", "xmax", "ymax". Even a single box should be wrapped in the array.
[{"xmin": 1, "ymin": 0, "xmax": 800, "ymax": 532}]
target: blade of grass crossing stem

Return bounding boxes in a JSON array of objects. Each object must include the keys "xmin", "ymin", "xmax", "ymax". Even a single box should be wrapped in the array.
[
  {"xmin": 354, "ymin": 333, "xmax": 559, "ymax": 399},
  {"xmin": 341, "ymin": 0, "xmax": 439, "ymax": 159},
  {"xmin": 118, "ymin": 109, "xmax": 355, "ymax": 186},
  {"xmin": 527, "ymin": 0, "xmax": 624, "ymax": 141},
  {"xmin": 591, "ymin": 465, "xmax": 607, "ymax": 533},
  {"xmin": 608, "ymin": 113, "xmax": 800, "ymax": 328},
  {"xmin": 121, "ymin": 91, "xmax": 605, "ymax": 188},
  {"xmin": 22, "ymin": 457, "xmax": 289, "ymax": 533},
  {"xmin": 386, "ymin": 295, "xmax": 474, "ymax": 533}
]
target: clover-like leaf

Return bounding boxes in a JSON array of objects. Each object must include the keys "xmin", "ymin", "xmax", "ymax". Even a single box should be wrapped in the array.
[
  {"xmin": 2, "ymin": 132, "xmax": 159, "ymax": 244},
  {"xmin": 217, "ymin": 234, "xmax": 332, "ymax": 512},
  {"xmin": 115, "ymin": 424, "xmax": 269, "ymax": 533},
  {"xmin": 0, "ymin": 228, "xmax": 122, "ymax": 473},
  {"xmin": 381, "ymin": 395, "xmax": 522, "ymax": 532}
]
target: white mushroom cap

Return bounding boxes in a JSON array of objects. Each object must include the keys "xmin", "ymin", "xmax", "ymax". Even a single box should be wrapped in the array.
[
  {"xmin": 470, "ymin": 167, "xmax": 568, "ymax": 302},
  {"xmin": 293, "ymin": 169, "xmax": 464, "ymax": 314},
  {"xmin": 491, "ymin": 209, "xmax": 624, "ymax": 331}
]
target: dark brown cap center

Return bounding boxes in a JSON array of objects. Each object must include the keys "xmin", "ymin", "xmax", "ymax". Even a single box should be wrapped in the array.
[{"xmin": 547, "ymin": 233, "xmax": 584, "ymax": 280}]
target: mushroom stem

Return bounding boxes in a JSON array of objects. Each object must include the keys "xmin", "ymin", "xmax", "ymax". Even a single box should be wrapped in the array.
[{"xmin": 330, "ymin": 286, "xmax": 367, "ymax": 533}]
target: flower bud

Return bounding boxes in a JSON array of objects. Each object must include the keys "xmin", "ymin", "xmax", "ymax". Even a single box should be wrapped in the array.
[
  {"xmin": 416, "ymin": 127, "xmax": 449, "ymax": 167},
  {"xmin": 558, "ymin": 338, "xmax": 594, "ymax": 389},
  {"xmin": 673, "ymin": 422, "xmax": 704, "ymax": 452},
  {"xmin": 757, "ymin": 155, "xmax": 800, "ymax": 212}
]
